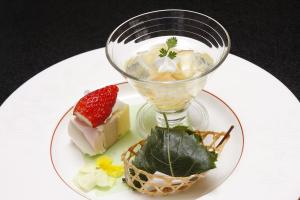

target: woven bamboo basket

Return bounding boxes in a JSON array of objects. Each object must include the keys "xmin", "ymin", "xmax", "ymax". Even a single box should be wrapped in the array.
[{"xmin": 121, "ymin": 126, "xmax": 233, "ymax": 196}]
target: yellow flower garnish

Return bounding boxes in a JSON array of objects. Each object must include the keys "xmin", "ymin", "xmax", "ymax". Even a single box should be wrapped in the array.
[
  {"xmin": 105, "ymin": 165, "xmax": 124, "ymax": 177},
  {"xmin": 96, "ymin": 155, "xmax": 124, "ymax": 178},
  {"xmin": 96, "ymin": 155, "xmax": 113, "ymax": 168}
]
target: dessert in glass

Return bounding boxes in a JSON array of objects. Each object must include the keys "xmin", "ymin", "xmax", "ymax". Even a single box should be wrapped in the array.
[{"xmin": 106, "ymin": 9, "xmax": 230, "ymax": 136}]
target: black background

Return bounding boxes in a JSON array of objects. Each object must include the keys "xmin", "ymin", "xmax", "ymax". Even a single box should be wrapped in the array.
[{"xmin": 1, "ymin": 0, "xmax": 299, "ymax": 105}]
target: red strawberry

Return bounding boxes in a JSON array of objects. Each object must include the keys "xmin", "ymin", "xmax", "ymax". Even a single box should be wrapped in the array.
[{"xmin": 73, "ymin": 85, "xmax": 119, "ymax": 128}]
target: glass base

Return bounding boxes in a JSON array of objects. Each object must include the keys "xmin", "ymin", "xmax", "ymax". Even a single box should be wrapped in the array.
[{"xmin": 136, "ymin": 100, "xmax": 209, "ymax": 138}]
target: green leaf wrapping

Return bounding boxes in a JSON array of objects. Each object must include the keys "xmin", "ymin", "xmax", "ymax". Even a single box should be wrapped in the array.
[{"xmin": 132, "ymin": 126, "xmax": 217, "ymax": 177}]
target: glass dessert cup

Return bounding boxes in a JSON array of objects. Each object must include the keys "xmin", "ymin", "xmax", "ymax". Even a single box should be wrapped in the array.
[{"xmin": 106, "ymin": 9, "xmax": 230, "ymax": 137}]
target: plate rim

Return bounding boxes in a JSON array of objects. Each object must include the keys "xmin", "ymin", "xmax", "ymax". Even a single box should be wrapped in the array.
[{"xmin": 50, "ymin": 81, "xmax": 245, "ymax": 200}]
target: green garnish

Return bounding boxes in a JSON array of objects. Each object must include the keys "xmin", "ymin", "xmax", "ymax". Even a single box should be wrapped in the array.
[
  {"xmin": 166, "ymin": 37, "xmax": 177, "ymax": 49},
  {"xmin": 159, "ymin": 48, "xmax": 168, "ymax": 57},
  {"xmin": 159, "ymin": 37, "xmax": 177, "ymax": 59},
  {"xmin": 167, "ymin": 51, "xmax": 177, "ymax": 59}
]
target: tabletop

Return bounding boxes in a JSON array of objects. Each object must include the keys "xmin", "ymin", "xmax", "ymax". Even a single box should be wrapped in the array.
[{"xmin": 0, "ymin": 0, "xmax": 299, "ymax": 104}]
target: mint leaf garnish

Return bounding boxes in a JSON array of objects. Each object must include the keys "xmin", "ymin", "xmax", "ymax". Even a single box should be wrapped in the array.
[
  {"xmin": 159, "ymin": 48, "xmax": 168, "ymax": 57},
  {"xmin": 168, "ymin": 51, "xmax": 177, "ymax": 59},
  {"xmin": 159, "ymin": 37, "xmax": 177, "ymax": 59},
  {"xmin": 166, "ymin": 37, "xmax": 177, "ymax": 49}
]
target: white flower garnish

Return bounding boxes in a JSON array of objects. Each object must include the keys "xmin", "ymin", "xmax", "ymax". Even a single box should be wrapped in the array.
[{"xmin": 155, "ymin": 57, "xmax": 177, "ymax": 73}]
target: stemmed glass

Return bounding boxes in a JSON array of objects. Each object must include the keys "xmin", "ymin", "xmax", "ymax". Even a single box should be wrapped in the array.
[{"xmin": 106, "ymin": 9, "xmax": 230, "ymax": 136}]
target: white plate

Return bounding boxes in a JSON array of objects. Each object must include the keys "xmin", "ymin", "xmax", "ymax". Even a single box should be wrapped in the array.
[
  {"xmin": 50, "ymin": 82, "xmax": 244, "ymax": 200},
  {"xmin": 0, "ymin": 48, "xmax": 299, "ymax": 200}
]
